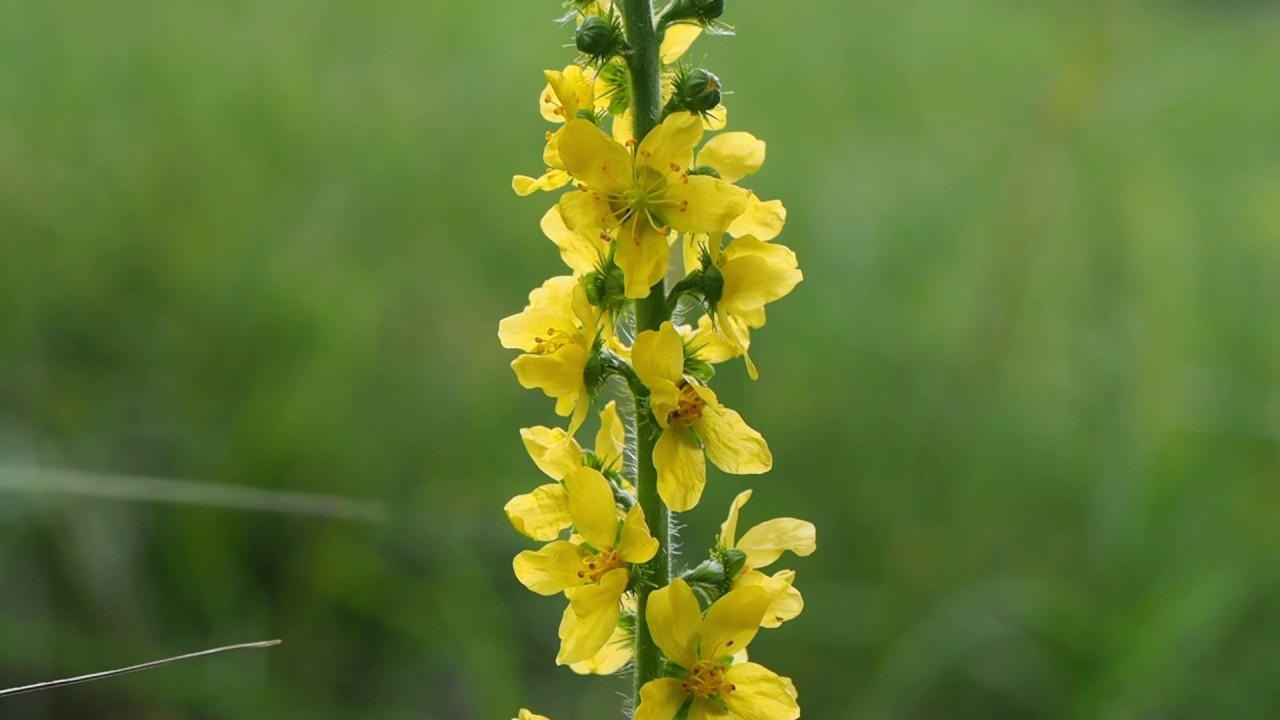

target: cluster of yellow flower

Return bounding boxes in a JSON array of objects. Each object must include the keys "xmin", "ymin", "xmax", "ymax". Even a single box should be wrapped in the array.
[{"xmin": 500, "ymin": 2, "xmax": 813, "ymax": 718}]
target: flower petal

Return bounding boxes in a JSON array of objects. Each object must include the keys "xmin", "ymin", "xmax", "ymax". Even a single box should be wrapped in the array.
[
  {"xmin": 635, "ymin": 678, "xmax": 690, "ymax": 720},
  {"xmin": 638, "ymin": 112, "xmax": 703, "ymax": 175},
  {"xmin": 614, "ymin": 215, "xmax": 671, "ymax": 299},
  {"xmin": 558, "ymin": 569, "xmax": 626, "ymax": 664},
  {"xmin": 564, "ymin": 466, "xmax": 619, "ymax": 550},
  {"xmin": 720, "ymin": 236, "xmax": 802, "ymax": 314},
  {"xmin": 559, "ymin": 185, "xmax": 620, "ymax": 232},
  {"xmin": 611, "ymin": 109, "xmax": 635, "ymax": 146},
  {"xmin": 632, "ymin": 322, "xmax": 686, "ymax": 392},
  {"xmin": 559, "ymin": 119, "xmax": 634, "ymax": 193},
  {"xmin": 660, "ymin": 23, "xmax": 702, "ymax": 64},
  {"xmin": 697, "ymin": 132, "xmax": 765, "ymax": 183},
  {"xmin": 728, "ymin": 195, "xmax": 786, "ymax": 240},
  {"xmin": 719, "ymin": 489, "xmax": 753, "ymax": 548},
  {"xmin": 520, "ymin": 426, "xmax": 583, "ymax": 480},
  {"xmin": 737, "ymin": 519, "xmax": 816, "ymax": 569},
  {"xmin": 654, "ymin": 425, "xmax": 707, "ymax": 513},
  {"xmin": 497, "ymin": 309, "xmax": 575, "ymax": 352},
  {"xmin": 516, "ymin": 709, "xmax": 552, "ymax": 720},
  {"xmin": 568, "ymin": 621, "xmax": 633, "ymax": 675},
  {"xmin": 541, "ymin": 205, "xmax": 604, "ymax": 276},
  {"xmin": 511, "ymin": 344, "xmax": 588, "ymax": 405},
  {"xmin": 594, "ymin": 400, "xmax": 626, "ymax": 467},
  {"xmin": 513, "ymin": 541, "xmax": 588, "ymax": 595},
  {"xmin": 513, "ymin": 168, "xmax": 571, "ymax": 196},
  {"xmin": 696, "ymin": 402, "xmax": 771, "ymax": 476},
  {"xmin": 732, "ymin": 569, "xmax": 804, "ymax": 628},
  {"xmin": 687, "ymin": 314, "xmax": 741, "ymax": 365},
  {"xmin": 721, "ymin": 663, "xmax": 800, "ymax": 720},
  {"xmin": 662, "ymin": 174, "xmax": 748, "ymax": 234},
  {"xmin": 645, "ymin": 578, "xmax": 702, "ymax": 670},
  {"xmin": 700, "ymin": 584, "xmax": 770, "ymax": 660},
  {"xmin": 618, "ymin": 504, "xmax": 659, "ymax": 564},
  {"xmin": 687, "ymin": 698, "xmax": 722, "ymax": 720},
  {"xmin": 504, "ymin": 483, "xmax": 572, "ymax": 542}
]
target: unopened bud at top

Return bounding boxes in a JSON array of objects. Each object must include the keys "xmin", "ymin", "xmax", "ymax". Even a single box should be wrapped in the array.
[
  {"xmin": 575, "ymin": 15, "xmax": 628, "ymax": 66},
  {"xmin": 667, "ymin": 0, "xmax": 725, "ymax": 25}
]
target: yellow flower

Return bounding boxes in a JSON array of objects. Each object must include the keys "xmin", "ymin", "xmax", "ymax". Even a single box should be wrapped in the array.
[
  {"xmin": 513, "ymin": 65, "xmax": 595, "ymax": 197},
  {"xmin": 505, "ymin": 401, "xmax": 627, "ymax": 541},
  {"xmin": 556, "ymin": 113, "xmax": 748, "ymax": 299},
  {"xmin": 705, "ymin": 234, "xmax": 803, "ymax": 379},
  {"xmin": 539, "ymin": 65, "xmax": 594, "ymax": 124},
  {"xmin": 513, "ymin": 466, "xmax": 658, "ymax": 665},
  {"xmin": 497, "ymin": 276, "xmax": 598, "ymax": 434},
  {"xmin": 515, "ymin": 710, "xmax": 551, "ymax": 720},
  {"xmin": 635, "ymin": 579, "xmax": 800, "ymax": 720},
  {"xmin": 679, "ymin": 130, "xmax": 786, "ymax": 268},
  {"xmin": 632, "ymin": 322, "xmax": 770, "ymax": 511},
  {"xmin": 719, "ymin": 489, "xmax": 816, "ymax": 628},
  {"xmin": 679, "ymin": 130, "xmax": 786, "ymax": 271}
]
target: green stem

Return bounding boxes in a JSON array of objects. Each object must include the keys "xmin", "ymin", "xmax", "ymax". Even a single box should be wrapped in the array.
[{"xmin": 619, "ymin": 0, "xmax": 672, "ymax": 705}]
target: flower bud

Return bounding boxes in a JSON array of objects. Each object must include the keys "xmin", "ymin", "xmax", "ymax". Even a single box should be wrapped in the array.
[
  {"xmin": 721, "ymin": 547, "xmax": 747, "ymax": 578},
  {"xmin": 687, "ymin": 165, "xmax": 722, "ymax": 179},
  {"xmin": 575, "ymin": 15, "xmax": 627, "ymax": 65},
  {"xmin": 667, "ymin": 0, "xmax": 725, "ymax": 25},
  {"xmin": 680, "ymin": 557, "xmax": 732, "ymax": 603},
  {"xmin": 672, "ymin": 68, "xmax": 722, "ymax": 114}
]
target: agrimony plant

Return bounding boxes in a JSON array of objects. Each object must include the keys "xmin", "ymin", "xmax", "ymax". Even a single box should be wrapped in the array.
[{"xmin": 500, "ymin": 2, "xmax": 813, "ymax": 718}]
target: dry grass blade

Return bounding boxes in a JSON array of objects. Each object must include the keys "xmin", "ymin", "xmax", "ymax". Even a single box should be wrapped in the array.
[
  {"xmin": 0, "ymin": 640, "xmax": 282, "ymax": 698},
  {"xmin": 0, "ymin": 466, "xmax": 386, "ymax": 522}
]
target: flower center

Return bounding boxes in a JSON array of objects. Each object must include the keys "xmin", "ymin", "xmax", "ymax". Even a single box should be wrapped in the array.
[
  {"xmin": 667, "ymin": 381, "xmax": 705, "ymax": 426},
  {"xmin": 576, "ymin": 547, "xmax": 623, "ymax": 583},
  {"xmin": 586, "ymin": 156, "xmax": 690, "ymax": 243},
  {"xmin": 681, "ymin": 660, "xmax": 735, "ymax": 699},
  {"xmin": 531, "ymin": 326, "xmax": 574, "ymax": 355}
]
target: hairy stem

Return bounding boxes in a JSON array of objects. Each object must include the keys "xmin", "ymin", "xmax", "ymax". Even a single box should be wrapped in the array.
[{"xmin": 619, "ymin": 0, "xmax": 672, "ymax": 704}]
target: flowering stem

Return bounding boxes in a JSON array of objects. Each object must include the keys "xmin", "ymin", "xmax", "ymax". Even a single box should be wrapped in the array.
[{"xmin": 620, "ymin": 0, "xmax": 671, "ymax": 703}]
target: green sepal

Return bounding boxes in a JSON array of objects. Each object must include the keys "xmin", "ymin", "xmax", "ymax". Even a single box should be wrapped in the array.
[{"xmin": 679, "ymin": 557, "xmax": 732, "ymax": 605}]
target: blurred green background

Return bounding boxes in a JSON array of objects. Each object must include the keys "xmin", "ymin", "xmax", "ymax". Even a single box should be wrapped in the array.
[{"xmin": 2, "ymin": 0, "xmax": 1279, "ymax": 718}]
